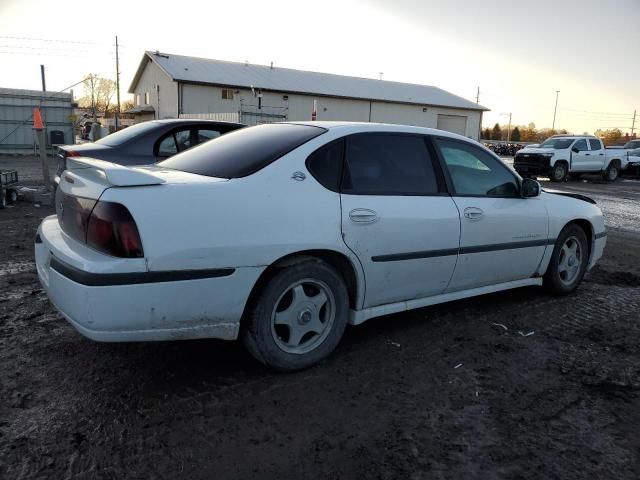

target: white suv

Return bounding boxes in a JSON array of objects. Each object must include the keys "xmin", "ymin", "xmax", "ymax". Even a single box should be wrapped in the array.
[{"xmin": 36, "ymin": 123, "xmax": 606, "ymax": 370}]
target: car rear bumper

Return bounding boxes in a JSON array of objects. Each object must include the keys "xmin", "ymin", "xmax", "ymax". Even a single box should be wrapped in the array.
[{"xmin": 35, "ymin": 216, "xmax": 263, "ymax": 342}]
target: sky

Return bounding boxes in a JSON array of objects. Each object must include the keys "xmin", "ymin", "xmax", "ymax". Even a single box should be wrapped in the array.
[{"xmin": 1, "ymin": 0, "xmax": 638, "ymax": 134}]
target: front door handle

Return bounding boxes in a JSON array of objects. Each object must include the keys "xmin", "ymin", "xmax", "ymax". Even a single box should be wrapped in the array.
[
  {"xmin": 349, "ymin": 208, "xmax": 378, "ymax": 224},
  {"xmin": 585, "ymin": 153, "xmax": 590, "ymax": 156},
  {"xmin": 463, "ymin": 207, "xmax": 484, "ymax": 220}
]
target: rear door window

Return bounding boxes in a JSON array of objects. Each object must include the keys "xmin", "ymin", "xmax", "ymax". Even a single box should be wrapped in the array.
[
  {"xmin": 589, "ymin": 139, "xmax": 602, "ymax": 150},
  {"xmin": 342, "ymin": 134, "xmax": 439, "ymax": 195},
  {"xmin": 306, "ymin": 139, "xmax": 344, "ymax": 192},
  {"xmin": 157, "ymin": 135, "xmax": 178, "ymax": 157}
]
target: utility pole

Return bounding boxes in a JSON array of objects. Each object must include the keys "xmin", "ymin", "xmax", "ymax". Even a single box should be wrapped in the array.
[
  {"xmin": 507, "ymin": 112, "xmax": 512, "ymax": 142},
  {"xmin": 476, "ymin": 86, "xmax": 480, "ymax": 104},
  {"xmin": 552, "ymin": 90, "xmax": 560, "ymax": 130},
  {"xmin": 40, "ymin": 65, "xmax": 46, "ymax": 92},
  {"xmin": 632, "ymin": 110, "xmax": 637, "ymax": 136},
  {"xmin": 115, "ymin": 35, "xmax": 121, "ymax": 130}
]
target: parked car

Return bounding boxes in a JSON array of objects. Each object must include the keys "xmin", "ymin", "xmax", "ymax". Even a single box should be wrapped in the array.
[
  {"xmin": 36, "ymin": 122, "xmax": 606, "ymax": 371},
  {"xmin": 54, "ymin": 119, "xmax": 246, "ymax": 185},
  {"xmin": 514, "ymin": 135, "xmax": 628, "ymax": 182}
]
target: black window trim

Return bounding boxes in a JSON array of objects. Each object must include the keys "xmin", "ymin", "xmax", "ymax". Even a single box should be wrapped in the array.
[
  {"xmin": 322, "ymin": 131, "xmax": 449, "ymax": 197},
  {"xmin": 431, "ymin": 135, "xmax": 522, "ymax": 199},
  {"xmin": 304, "ymin": 137, "xmax": 347, "ymax": 193}
]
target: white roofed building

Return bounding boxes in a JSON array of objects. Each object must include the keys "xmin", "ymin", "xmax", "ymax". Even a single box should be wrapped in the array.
[{"xmin": 128, "ymin": 51, "xmax": 488, "ymax": 139}]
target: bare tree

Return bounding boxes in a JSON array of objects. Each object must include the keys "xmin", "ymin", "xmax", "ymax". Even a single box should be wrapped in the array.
[{"xmin": 77, "ymin": 74, "xmax": 117, "ymax": 119}]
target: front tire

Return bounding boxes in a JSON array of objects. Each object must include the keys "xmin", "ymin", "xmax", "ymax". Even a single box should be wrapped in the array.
[
  {"xmin": 544, "ymin": 224, "xmax": 589, "ymax": 294},
  {"xmin": 242, "ymin": 260, "xmax": 349, "ymax": 371},
  {"xmin": 550, "ymin": 162, "xmax": 568, "ymax": 182}
]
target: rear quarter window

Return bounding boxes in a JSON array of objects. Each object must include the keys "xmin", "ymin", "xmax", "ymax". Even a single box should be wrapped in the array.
[{"xmin": 158, "ymin": 123, "xmax": 326, "ymax": 178}]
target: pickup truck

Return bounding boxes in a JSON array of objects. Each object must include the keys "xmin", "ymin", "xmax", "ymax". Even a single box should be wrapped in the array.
[{"xmin": 514, "ymin": 135, "xmax": 628, "ymax": 182}]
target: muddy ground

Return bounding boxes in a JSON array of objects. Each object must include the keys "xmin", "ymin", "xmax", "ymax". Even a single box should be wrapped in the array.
[{"xmin": 1, "ymin": 171, "xmax": 640, "ymax": 479}]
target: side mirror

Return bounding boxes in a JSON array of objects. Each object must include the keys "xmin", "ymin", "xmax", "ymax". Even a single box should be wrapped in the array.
[
  {"xmin": 521, "ymin": 178, "xmax": 541, "ymax": 198},
  {"xmin": 571, "ymin": 147, "xmax": 580, "ymax": 153}
]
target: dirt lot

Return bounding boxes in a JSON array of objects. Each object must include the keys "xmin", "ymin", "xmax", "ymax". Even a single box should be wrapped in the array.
[{"xmin": 1, "ymin": 166, "xmax": 640, "ymax": 479}]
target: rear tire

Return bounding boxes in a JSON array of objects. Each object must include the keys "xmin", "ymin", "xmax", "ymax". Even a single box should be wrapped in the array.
[
  {"xmin": 242, "ymin": 260, "xmax": 349, "ymax": 371},
  {"xmin": 0, "ymin": 191, "xmax": 6, "ymax": 209},
  {"xmin": 544, "ymin": 224, "xmax": 589, "ymax": 295},
  {"xmin": 603, "ymin": 162, "xmax": 619, "ymax": 182},
  {"xmin": 7, "ymin": 189, "xmax": 17, "ymax": 205},
  {"xmin": 550, "ymin": 162, "xmax": 568, "ymax": 182}
]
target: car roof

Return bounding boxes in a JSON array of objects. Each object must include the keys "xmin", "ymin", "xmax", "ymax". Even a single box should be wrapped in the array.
[
  {"xmin": 286, "ymin": 121, "xmax": 474, "ymax": 143},
  {"xmin": 152, "ymin": 119, "xmax": 246, "ymax": 127}
]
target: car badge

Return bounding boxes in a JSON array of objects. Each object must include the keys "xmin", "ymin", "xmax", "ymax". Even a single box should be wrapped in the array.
[{"xmin": 291, "ymin": 171, "xmax": 306, "ymax": 181}]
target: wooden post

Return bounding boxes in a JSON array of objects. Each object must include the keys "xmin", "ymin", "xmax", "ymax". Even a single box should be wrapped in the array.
[{"xmin": 33, "ymin": 108, "xmax": 50, "ymax": 191}]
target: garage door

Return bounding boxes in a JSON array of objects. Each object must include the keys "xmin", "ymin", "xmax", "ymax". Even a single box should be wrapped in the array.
[{"xmin": 437, "ymin": 114, "xmax": 467, "ymax": 136}]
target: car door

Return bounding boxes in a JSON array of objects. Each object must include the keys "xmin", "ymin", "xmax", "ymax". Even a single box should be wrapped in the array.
[
  {"xmin": 588, "ymin": 138, "xmax": 606, "ymax": 170},
  {"xmin": 569, "ymin": 139, "xmax": 592, "ymax": 171},
  {"xmin": 433, "ymin": 137, "xmax": 549, "ymax": 292},
  {"xmin": 338, "ymin": 133, "xmax": 461, "ymax": 308}
]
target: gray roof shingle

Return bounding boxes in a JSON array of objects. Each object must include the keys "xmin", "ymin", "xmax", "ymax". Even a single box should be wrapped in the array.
[{"xmin": 130, "ymin": 51, "xmax": 488, "ymax": 111}]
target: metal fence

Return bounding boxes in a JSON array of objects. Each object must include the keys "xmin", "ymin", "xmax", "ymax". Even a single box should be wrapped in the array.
[
  {"xmin": 0, "ymin": 88, "xmax": 74, "ymax": 154},
  {"xmin": 240, "ymin": 104, "xmax": 288, "ymax": 126},
  {"xmin": 179, "ymin": 112, "xmax": 241, "ymax": 123}
]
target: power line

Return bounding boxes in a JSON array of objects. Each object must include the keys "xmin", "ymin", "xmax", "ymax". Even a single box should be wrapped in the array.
[{"xmin": 0, "ymin": 35, "xmax": 101, "ymax": 45}]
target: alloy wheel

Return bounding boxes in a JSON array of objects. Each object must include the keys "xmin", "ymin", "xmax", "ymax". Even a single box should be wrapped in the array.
[{"xmin": 270, "ymin": 279, "xmax": 336, "ymax": 355}]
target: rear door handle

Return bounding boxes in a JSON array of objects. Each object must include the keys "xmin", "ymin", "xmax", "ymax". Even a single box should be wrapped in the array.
[
  {"xmin": 349, "ymin": 208, "xmax": 378, "ymax": 223},
  {"xmin": 463, "ymin": 207, "xmax": 484, "ymax": 220},
  {"xmin": 585, "ymin": 154, "xmax": 590, "ymax": 156}
]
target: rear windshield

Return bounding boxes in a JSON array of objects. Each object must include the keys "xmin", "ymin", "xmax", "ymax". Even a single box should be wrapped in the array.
[
  {"xmin": 95, "ymin": 122, "xmax": 159, "ymax": 146},
  {"xmin": 624, "ymin": 140, "xmax": 640, "ymax": 149},
  {"xmin": 157, "ymin": 123, "xmax": 326, "ymax": 178}
]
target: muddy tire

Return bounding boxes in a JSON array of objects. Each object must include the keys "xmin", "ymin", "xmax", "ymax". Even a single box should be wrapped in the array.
[
  {"xmin": 550, "ymin": 162, "xmax": 568, "ymax": 182},
  {"xmin": 603, "ymin": 162, "xmax": 619, "ymax": 182},
  {"xmin": 544, "ymin": 224, "xmax": 589, "ymax": 295},
  {"xmin": 7, "ymin": 189, "xmax": 17, "ymax": 205},
  {"xmin": 242, "ymin": 260, "xmax": 349, "ymax": 371}
]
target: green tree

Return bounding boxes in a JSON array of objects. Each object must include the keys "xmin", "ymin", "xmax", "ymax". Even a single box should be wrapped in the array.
[
  {"xmin": 481, "ymin": 127, "xmax": 492, "ymax": 140},
  {"xmin": 511, "ymin": 126, "xmax": 521, "ymax": 142},
  {"xmin": 491, "ymin": 123, "xmax": 502, "ymax": 140}
]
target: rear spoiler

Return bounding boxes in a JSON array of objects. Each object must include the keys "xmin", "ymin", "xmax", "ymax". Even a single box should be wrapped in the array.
[{"xmin": 66, "ymin": 157, "xmax": 165, "ymax": 187}]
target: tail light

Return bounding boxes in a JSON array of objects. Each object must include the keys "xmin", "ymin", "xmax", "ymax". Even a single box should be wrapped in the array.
[
  {"xmin": 65, "ymin": 150, "xmax": 80, "ymax": 157},
  {"xmin": 87, "ymin": 202, "xmax": 144, "ymax": 258},
  {"xmin": 57, "ymin": 189, "xmax": 143, "ymax": 258}
]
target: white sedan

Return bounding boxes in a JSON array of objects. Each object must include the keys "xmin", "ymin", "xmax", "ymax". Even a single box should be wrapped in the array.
[{"xmin": 36, "ymin": 122, "xmax": 606, "ymax": 370}]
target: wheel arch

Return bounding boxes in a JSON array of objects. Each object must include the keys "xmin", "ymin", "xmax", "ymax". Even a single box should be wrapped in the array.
[
  {"xmin": 240, "ymin": 249, "xmax": 364, "ymax": 327},
  {"xmin": 569, "ymin": 218, "xmax": 594, "ymax": 259}
]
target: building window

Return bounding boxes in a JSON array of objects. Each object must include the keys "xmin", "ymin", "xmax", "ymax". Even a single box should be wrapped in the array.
[
  {"xmin": 144, "ymin": 92, "xmax": 150, "ymax": 105},
  {"xmin": 222, "ymin": 88, "xmax": 234, "ymax": 100},
  {"xmin": 136, "ymin": 94, "xmax": 140, "ymax": 106}
]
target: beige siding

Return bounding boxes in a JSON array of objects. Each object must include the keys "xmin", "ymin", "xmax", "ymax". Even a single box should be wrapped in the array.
[
  {"xmin": 132, "ymin": 60, "xmax": 178, "ymax": 119},
  {"xmin": 174, "ymin": 82, "xmax": 481, "ymax": 139}
]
